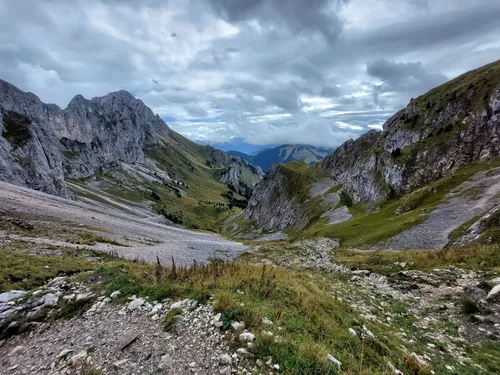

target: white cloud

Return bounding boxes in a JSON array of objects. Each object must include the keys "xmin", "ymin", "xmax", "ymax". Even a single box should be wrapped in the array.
[
  {"xmin": 368, "ymin": 123, "xmax": 384, "ymax": 130},
  {"xmin": 0, "ymin": 0, "xmax": 499, "ymax": 148}
]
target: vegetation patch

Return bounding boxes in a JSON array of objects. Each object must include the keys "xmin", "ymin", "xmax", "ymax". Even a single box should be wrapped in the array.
[
  {"xmin": 334, "ymin": 244, "xmax": 500, "ymax": 275},
  {"xmin": 2, "ymin": 111, "xmax": 32, "ymax": 149},
  {"xmin": 0, "ymin": 242, "xmax": 99, "ymax": 292},
  {"xmin": 88, "ymin": 258, "xmax": 421, "ymax": 375}
]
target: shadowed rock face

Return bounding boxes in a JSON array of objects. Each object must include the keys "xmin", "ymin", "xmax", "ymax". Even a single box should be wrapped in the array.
[
  {"xmin": 243, "ymin": 164, "xmax": 309, "ymax": 231},
  {"xmin": 0, "ymin": 80, "xmax": 71, "ymax": 197},
  {"xmin": 0, "ymin": 79, "xmax": 261, "ymax": 198}
]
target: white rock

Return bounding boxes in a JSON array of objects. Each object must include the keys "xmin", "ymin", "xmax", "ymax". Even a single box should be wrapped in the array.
[
  {"xmin": 327, "ymin": 354, "xmax": 342, "ymax": 368},
  {"xmin": 273, "ymin": 364, "xmax": 280, "ymax": 370},
  {"xmin": 69, "ymin": 350, "xmax": 88, "ymax": 367},
  {"xmin": 151, "ymin": 314, "xmax": 159, "ymax": 321},
  {"xmin": 239, "ymin": 332, "xmax": 256, "ymax": 342},
  {"xmin": 62, "ymin": 294, "xmax": 76, "ymax": 301},
  {"xmin": 489, "ymin": 277, "xmax": 500, "ymax": 287},
  {"xmin": 158, "ymin": 354, "xmax": 173, "ymax": 370},
  {"xmin": 348, "ymin": 328, "xmax": 357, "ymax": 336},
  {"xmin": 40, "ymin": 293, "xmax": 59, "ymax": 307},
  {"xmin": 114, "ymin": 359, "xmax": 129, "ymax": 368},
  {"xmin": 47, "ymin": 277, "xmax": 66, "ymax": 287},
  {"xmin": 110, "ymin": 291, "xmax": 121, "ymax": 299},
  {"xmin": 32, "ymin": 290, "xmax": 43, "ymax": 297},
  {"xmin": 127, "ymin": 298, "xmax": 145, "ymax": 311},
  {"xmin": 56, "ymin": 349, "xmax": 73, "ymax": 360},
  {"xmin": 262, "ymin": 317, "xmax": 273, "ymax": 325},
  {"xmin": 76, "ymin": 293, "xmax": 92, "ymax": 302},
  {"xmin": 487, "ymin": 284, "xmax": 500, "ymax": 301},
  {"xmin": 219, "ymin": 354, "xmax": 232, "ymax": 365},
  {"xmin": 362, "ymin": 325, "xmax": 375, "ymax": 338},
  {"xmin": 231, "ymin": 321, "xmax": 246, "ymax": 331},
  {"xmin": 150, "ymin": 303, "xmax": 163, "ymax": 315},
  {"xmin": 8, "ymin": 346, "xmax": 24, "ymax": 356},
  {"xmin": 388, "ymin": 363, "xmax": 403, "ymax": 375}
]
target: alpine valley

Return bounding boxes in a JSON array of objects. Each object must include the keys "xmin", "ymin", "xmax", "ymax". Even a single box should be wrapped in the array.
[{"xmin": 1, "ymin": 60, "xmax": 500, "ymax": 375}]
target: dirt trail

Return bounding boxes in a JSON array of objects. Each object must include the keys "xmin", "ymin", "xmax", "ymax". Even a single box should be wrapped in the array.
[
  {"xmin": 0, "ymin": 181, "xmax": 247, "ymax": 265},
  {"xmin": 385, "ymin": 168, "xmax": 500, "ymax": 250}
]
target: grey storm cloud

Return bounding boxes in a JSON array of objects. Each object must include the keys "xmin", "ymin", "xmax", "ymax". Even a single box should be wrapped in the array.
[
  {"xmin": 207, "ymin": 0, "xmax": 348, "ymax": 42},
  {"xmin": 366, "ymin": 59, "xmax": 448, "ymax": 102},
  {"xmin": 0, "ymin": 0, "xmax": 499, "ymax": 148}
]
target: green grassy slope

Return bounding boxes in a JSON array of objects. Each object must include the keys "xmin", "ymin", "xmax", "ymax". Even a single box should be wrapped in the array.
[{"xmin": 70, "ymin": 130, "xmax": 261, "ymax": 232}]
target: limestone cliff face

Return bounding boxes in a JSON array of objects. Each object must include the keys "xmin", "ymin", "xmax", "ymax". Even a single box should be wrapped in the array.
[
  {"xmin": 59, "ymin": 91, "xmax": 169, "ymax": 179},
  {"xmin": 0, "ymin": 79, "xmax": 261, "ymax": 198},
  {"xmin": 0, "ymin": 80, "xmax": 70, "ymax": 197},
  {"xmin": 243, "ymin": 60, "xmax": 500, "ymax": 231},
  {"xmin": 243, "ymin": 164, "xmax": 310, "ymax": 231}
]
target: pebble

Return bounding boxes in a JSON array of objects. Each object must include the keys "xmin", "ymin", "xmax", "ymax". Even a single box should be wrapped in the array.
[
  {"xmin": 110, "ymin": 291, "xmax": 122, "ymax": 299},
  {"xmin": 239, "ymin": 332, "xmax": 256, "ymax": 342},
  {"xmin": 231, "ymin": 321, "xmax": 245, "ymax": 331},
  {"xmin": 69, "ymin": 350, "xmax": 88, "ymax": 367},
  {"xmin": 219, "ymin": 354, "xmax": 232, "ymax": 365},
  {"xmin": 327, "ymin": 354, "xmax": 342, "ymax": 368}
]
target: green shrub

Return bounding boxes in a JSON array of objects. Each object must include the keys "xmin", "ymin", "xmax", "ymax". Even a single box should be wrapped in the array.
[{"xmin": 2, "ymin": 111, "xmax": 32, "ymax": 148}]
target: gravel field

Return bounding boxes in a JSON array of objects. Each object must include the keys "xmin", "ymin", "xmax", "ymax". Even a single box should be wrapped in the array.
[
  {"xmin": 0, "ymin": 181, "xmax": 247, "ymax": 265},
  {"xmin": 385, "ymin": 168, "xmax": 500, "ymax": 250}
]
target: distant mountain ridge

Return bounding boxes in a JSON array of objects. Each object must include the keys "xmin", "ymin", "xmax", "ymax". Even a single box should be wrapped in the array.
[
  {"xmin": 228, "ymin": 144, "xmax": 332, "ymax": 172},
  {"xmin": 195, "ymin": 137, "xmax": 278, "ymax": 154}
]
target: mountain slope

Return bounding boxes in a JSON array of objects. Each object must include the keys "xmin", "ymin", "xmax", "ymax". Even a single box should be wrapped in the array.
[
  {"xmin": 229, "ymin": 144, "xmax": 331, "ymax": 172},
  {"xmin": 0, "ymin": 79, "xmax": 262, "ymax": 230},
  {"xmin": 237, "ymin": 60, "xmax": 500, "ymax": 246}
]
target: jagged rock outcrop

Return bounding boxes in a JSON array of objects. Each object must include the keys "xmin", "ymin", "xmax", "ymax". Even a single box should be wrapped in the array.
[
  {"xmin": 243, "ymin": 164, "xmax": 309, "ymax": 231},
  {"xmin": 0, "ymin": 79, "xmax": 262, "ymax": 198},
  {"xmin": 218, "ymin": 159, "xmax": 263, "ymax": 198},
  {"xmin": 59, "ymin": 91, "xmax": 169, "ymax": 179},
  {"xmin": 0, "ymin": 80, "xmax": 70, "ymax": 197}
]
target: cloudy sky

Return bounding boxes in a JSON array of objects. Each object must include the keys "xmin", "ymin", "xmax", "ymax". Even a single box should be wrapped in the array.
[{"xmin": 1, "ymin": 0, "xmax": 499, "ymax": 148}]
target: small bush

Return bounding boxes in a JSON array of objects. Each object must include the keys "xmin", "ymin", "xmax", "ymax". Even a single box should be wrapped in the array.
[
  {"xmin": 2, "ymin": 111, "xmax": 32, "ymax": 148},
  {"xmin": 164, "ymin": 307, "xmax": 184, "ymax": 331},
  {"xmin": 339, "ymin": 191, "xmax": 353, "ymax": 208},
  {"xmin": 460, "ymin": 294, "xmax": 479, "ymax": 315},
  {"xmin": 391, "ymin": 148, "xmax": 402, "ymax": 158}
]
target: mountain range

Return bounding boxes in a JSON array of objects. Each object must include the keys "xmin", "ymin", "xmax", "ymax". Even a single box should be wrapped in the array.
[
  {"xmin": 228, "ymin": 144, "xmax": 332, "ymax": 172},
  {"xmin": 1, "ymin": 59, "xmax": 500, "ymax": 246},
  {"xmin": 0, "ymin": 80, "xmax": 262, "ymax": 231}
]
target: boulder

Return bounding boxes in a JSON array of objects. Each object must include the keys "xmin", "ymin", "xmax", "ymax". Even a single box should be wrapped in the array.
[{"xmin": 486, "ymin": 284, "xmax": 500, "ymax": 301}]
